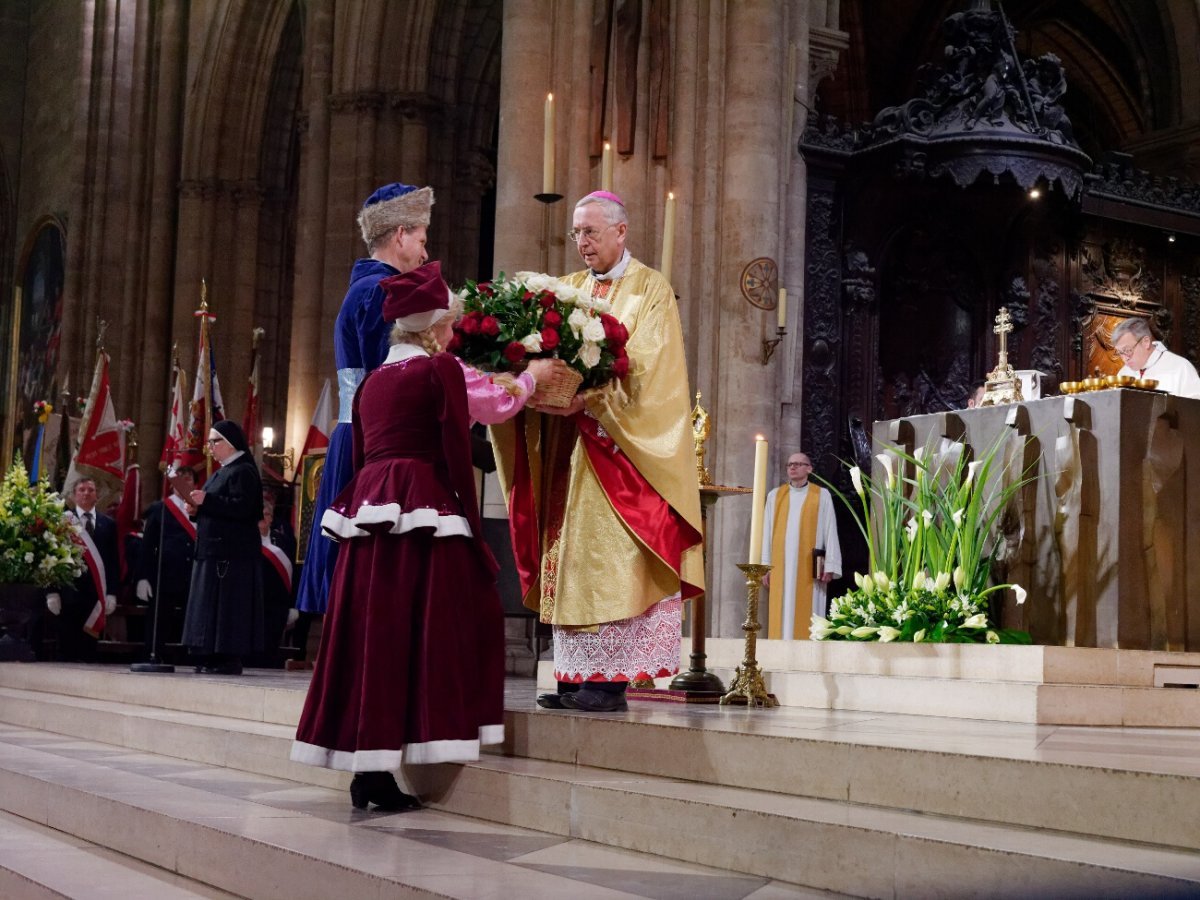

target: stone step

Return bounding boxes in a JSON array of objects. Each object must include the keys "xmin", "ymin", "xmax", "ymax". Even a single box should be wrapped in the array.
[
  {"xmin": 405, "ymin": 753, "xmax": 1200, "ymax": 899},
  {"xmin": 0, "ymin": 724, "xmax": 816, "ymax": 900},
  {"xmin": 4, "ymin": 666, "xmax": 1200, "ymax": 853},
  {"xmin": 0, "ymin": 809, "xmax": 242, "ymax": 899}
]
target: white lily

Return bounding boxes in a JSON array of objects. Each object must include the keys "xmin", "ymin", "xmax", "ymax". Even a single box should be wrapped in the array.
[
  {"xmin": 911, "ymin": 571, "xmax": 928, "ymax": 592},
  {"xmin": 913, "ymin": 628, "xmax": 926, "ymax": 643},
  {"xmin": 874, "ymin": 453, "xmax": 896, "ymax": 489},
  {"xmin": 850, "ymin": 466, "xmax": 864, "ymax": 496},
  {"xmin": 835, "ymin": 625, "xmax": 853, "ymax": 635},
  {"xmin": 953, "ymin": 566, "xmax": 965, "ymax": 591},
  {"xmin": 961, "ymin": 613, "xmax": 988, "ymax": 629},
  {"xmin": 986, "ymin": 630, "xmax": 1000, "ymax": 644},
  {"xmin": 951, "ymin": 508, "xmax": 965, "ymax": 527},
  {"xmin": 873, "ymin": 571, "xmax": 891, "ymax": 591},
  {"xmin": 850, "ymin": 626, "xmax": 879, "ymax": 639},
  {"xmin": 853, "ymin": 572, "xmax": 865, "ymax": 589},
  {"xmin": 933, "ymin": 571, "xmax": 952, "ymax": 592},
  {"xmin": 877, "ymin": 626, "xmax": 901, "ymax": 643},
  {"xmin": 905, "ymin": 518, "xmax": 918, "ymax": 542},
  {"xmin": 921, "ymin": 509, "xmax": 934, "ymax": 527},
  {"xmin": 965, "ymin": 460, "xmax": 983, "ymax": 488},
  {"xmin": 1013, "ymin": 584, "xmax": 1027, "ymax": 605}
]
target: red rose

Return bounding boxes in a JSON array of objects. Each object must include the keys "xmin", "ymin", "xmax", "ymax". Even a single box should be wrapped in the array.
[
  {"xmin": 461, "ymin": 314, "xmax": 480, "ymax": 335},
  {"xmin": 538, "ymin": 291, "xmax": 556, "ymax": 309},
  {"xmin": 523, "ymin": 290, "xmax": 536, "ymax": 302},
  {"xmin": 614, "ymin": 345, "xmax": 628, "ymax": 360},
  {"xmin": 617, "ymin": 323, "xmax": 629, "ymax": 344},
  {"xmin": 540, "ymin": 327, "xmax": 560, "ymax": 350},
  {"xmin": 480, "ymin": 315, "xmax": 500, "ymax": 337},
  {"xmin": 600, "ymin": 313, "xmax": 621, "ymax": 341},
  {"xmin": 542, "ymin": 309, "xmax": 563, "ymax": 327},
  {"xmin": 503, "ymin": 341, "xmax": 526, "ymax": 364},
  {"xmin": 612, "ymin": 356, "xmax": 630, "ymax": 378},
  {"xmin": 480, "ymin": 283, "xmax": 495, "ymax": 297}
]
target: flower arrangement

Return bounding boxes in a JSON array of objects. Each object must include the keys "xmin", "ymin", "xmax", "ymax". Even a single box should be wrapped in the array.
[
  {"xmin": 0, "ymin": 460, "xmax": 85, "ymax": 588},
  {"xmin": 812, "ymin": 436, "xmax": 1034, "ymax": 644},
  {"xmin": 450, "ymin": 271, "xmax": 630, "ymax": 391},
  {"xmin": 33, "ymin": 401, "xmax": 53, "ymax": 424}
]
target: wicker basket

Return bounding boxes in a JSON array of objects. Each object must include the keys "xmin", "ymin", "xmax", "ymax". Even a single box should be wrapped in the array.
[{"xmin": 535, "ymin": 365, "xmax": 584, "ymax": 408}]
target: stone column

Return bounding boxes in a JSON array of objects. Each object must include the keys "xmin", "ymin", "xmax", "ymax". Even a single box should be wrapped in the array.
[
  {"xmin": 708, "ymin": 1, "xmax": 789, "ymax": 638},
  {"xmin": 285, "ymin": 0, "xmax": 332, "ymax": 456}
]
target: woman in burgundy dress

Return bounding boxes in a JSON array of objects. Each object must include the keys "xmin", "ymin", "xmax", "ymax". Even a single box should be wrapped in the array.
[{"xmin": 291, "ymin": 261, "xmax": 558, "ymax": 811}]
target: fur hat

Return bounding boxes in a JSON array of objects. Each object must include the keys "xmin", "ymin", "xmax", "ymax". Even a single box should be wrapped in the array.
[
  {"xmin": 380, "ymin": 261, "xmax": 451, "ymax": 332},
  {"xmin": 357, "ymin": 183, "xmax": 435, "ymax": 248}
]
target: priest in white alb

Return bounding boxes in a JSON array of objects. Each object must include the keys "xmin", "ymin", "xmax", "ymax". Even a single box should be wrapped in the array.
[{"xmin": 760, "ymin": 452, "xmax": 842, "ymax": 640}]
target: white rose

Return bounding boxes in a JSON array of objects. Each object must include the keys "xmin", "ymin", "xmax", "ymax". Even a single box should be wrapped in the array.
[
  {"xmin": 591, "ymin": 297, "xmax": 612, "ymax": 314},
  {"xmin": 581, "ymin": 316, "xmax": 606, "ymax": 343},
  {"xmin": 568, "ymin": 307, "xmax": 589, "ymax": 336},
  {"xmin": 520, "ymin": 332, "xmax": 543, "ymax": 353},
  {"xmin": 576, "ymin": 341, "xmax": 602, "ymax": 369},
  {"xmin": 22, "ymin": 507, "xmax": 32, "ymax": 516}
]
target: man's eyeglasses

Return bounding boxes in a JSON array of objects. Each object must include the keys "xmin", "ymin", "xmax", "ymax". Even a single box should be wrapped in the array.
[
  {"xmin": 1113, "ymin": 335, "xmax": 1149, "ymax": 359},
  {"xmin": 566, "ymin": 223, "xmax": 617, "ymax": 244}
]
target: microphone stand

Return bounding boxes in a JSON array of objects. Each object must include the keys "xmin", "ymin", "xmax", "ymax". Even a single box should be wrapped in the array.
[{"xmin": 131, "ymin": 469, "xmax": 175, "ymax": 674}]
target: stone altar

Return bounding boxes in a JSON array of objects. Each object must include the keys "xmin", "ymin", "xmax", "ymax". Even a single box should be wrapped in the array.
[{"xmin": 873, "ymin": 389, "xmax": 1200, "ymax": 651}]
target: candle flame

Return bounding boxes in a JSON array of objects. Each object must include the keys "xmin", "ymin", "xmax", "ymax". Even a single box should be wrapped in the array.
[
  {"xmin": 547, "ymin": 92, "xmax": 553, "ymax": 101},
  {"xmin": 755, "ymin": 434, "xmax": 765, "ymax": 441},
  {"xmin": 668, "ymin": 191, "xmax": 675, "ymax": 200}
]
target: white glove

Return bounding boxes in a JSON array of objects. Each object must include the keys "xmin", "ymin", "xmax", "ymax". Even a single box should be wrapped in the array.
[
  {"xmin": 286, "ymin": 608, "xmax": 300, "ymax": 627},
  {"xmin": 46, "ymin": 593, "xmax": 62, "ymax": 616},
  {"xmin": 104, "ymin": 595, "xmax": 117, "ymax": 615},
  {"xmin": 136, "ymin": 579, "xmax": 153, "ymax": 602}
]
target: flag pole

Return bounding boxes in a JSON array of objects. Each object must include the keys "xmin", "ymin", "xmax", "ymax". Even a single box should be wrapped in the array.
[
  {"xmin": 199, "ymin": 280, "xmax": 214, "ymax": 480},
  {"xmin": 2, "ymin": 285, "xmax": 22, "ymax": 468},
  {"xmin": 132, "ymin": 347, "xmax": 180, "ymax": 674}
]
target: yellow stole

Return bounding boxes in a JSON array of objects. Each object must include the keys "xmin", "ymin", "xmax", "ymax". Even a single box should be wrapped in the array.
[{"xmin": 767, "ymin": 483, "xmax": 822, "ymax": 640}]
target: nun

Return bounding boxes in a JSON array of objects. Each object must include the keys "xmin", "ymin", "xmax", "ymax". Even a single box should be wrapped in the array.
[{"xmin": 182, "ymin": 420, "xmax": 265, "ymax": 675}]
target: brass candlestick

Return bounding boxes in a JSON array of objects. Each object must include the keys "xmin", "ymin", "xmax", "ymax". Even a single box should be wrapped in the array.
[
  {"xmin": 691, "ymin": 391, "xmax": 712, "ymax": 486},
  {"xmin": 720, "ymin": 563, "xmax": 779, "ymax": 708}
]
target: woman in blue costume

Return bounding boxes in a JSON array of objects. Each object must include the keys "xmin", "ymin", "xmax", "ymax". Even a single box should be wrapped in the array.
[{"xmin": 296, "ymin": 182, "xmax": 435, "ymax": 614}]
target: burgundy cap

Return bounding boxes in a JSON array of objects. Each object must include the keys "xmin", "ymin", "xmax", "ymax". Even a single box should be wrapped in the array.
[{"xmin": 380, "ymin": 261, "xmax": 450, "ymax": 330}]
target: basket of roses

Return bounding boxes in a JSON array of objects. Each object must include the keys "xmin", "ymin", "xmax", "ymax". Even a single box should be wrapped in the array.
[{"xmin": 449, "ymin": 271, "xmax": 629, "ymax": 407}]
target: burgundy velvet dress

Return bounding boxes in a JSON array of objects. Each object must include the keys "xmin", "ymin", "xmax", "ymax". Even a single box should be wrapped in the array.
[{"xmin": 291, "ymin": 348, "xmax": 503, "ymax": 769}]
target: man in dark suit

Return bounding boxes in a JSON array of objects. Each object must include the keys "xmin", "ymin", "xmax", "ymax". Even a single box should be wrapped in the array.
[
  {"xmin": 136, "ymin": 466, "xmax": 198, "ymax": 658},
  {"xmin": 46, "ymin": 477, "xmax": 118, "ymax": 660}
]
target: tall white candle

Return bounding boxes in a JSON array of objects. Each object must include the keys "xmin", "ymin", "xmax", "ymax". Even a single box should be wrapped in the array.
[
  {"xmin": 601, "ymin": 141, "xmax": 613, "ymax": 192},
  {"xmin": 661, "ymin": 191, "xmax": 676, "ymax": 284},
  {"xmin": 542, "ymin": 93, "xmax": 555, "ymax": 195},
  {"xmin": 748, "ymin": 435, "xmax": 769, "ymax": 562},
  {"xmin": 777, "ymin": 287, "xmax": 787, "ymax": 329}
]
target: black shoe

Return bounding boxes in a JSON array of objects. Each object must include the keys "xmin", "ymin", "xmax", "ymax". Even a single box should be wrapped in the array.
[
  {"xmin": 559, "ymin": 689, "xmax": 629, "ymax": 713},
  {"xmin": 196, "ymin": 661, "xmax": 243, "ymax": 675},
  {"xmin": 350, "ymin": 772, "xmax": 422, "ymax": 812},
  {"xmin": 536, "ymin": 692, "xmax": 566, "ymax": 709}
]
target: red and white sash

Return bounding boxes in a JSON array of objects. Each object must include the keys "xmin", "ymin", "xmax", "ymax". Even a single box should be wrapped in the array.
[
  {"xmin": 260, "ymin": 538, "xmax": 293, "ymax": 593},
  {"xmin": 165, "ymin": 494, "xmax": 198, "ymax": 539},
  {"xmin": 69, "ymin": 515, "xmax": 108, "ymax": 637}
]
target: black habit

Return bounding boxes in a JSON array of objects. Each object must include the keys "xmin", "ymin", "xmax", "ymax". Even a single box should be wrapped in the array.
[
  {"xmin": 182, "ymin": 453, "xmax": 265, "ymax": 658},
  {"xmin": 138, "ymin": 496, "xmax": 196, "ymax": 649}
]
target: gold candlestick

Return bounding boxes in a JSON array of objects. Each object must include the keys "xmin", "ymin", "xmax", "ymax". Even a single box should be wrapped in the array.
[
  {"xmin": 691, "ymin": 391, "xmax": 712, "ymax": 486},
  {"xmin": 720, "ymin": 563, "xmax": 779, "ymax": 708}
]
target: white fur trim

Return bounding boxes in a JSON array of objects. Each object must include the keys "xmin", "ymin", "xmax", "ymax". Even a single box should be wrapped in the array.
[
  {"xmin": 290, "ymin": 724, "xmax": 504, "ymax": 771},
  {"xmin": 321, "ymin": 505, "xmax": 472, "ymax": 541}
]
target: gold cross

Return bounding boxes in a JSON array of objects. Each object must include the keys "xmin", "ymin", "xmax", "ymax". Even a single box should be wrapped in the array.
[{"xmin": 993, "ymin": 307, "xmax": 1013, "ymax": 360}]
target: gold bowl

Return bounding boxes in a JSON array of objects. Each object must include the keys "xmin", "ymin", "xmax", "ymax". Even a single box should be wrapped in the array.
[
  {"xmin": 1059, "ymin": 381, "xmax": 1079, "ymax": 395},
  {"xmin": 1134, "ymin": 378, "xmax": 1159, "ymax": 391},
  {"xmin": 1106, "ymin": 374, "xmax": 1136, "ymax": 388},
  {"xmin": 1082, "ymin": 377, "xmax": 1104, "ymax": 391}
]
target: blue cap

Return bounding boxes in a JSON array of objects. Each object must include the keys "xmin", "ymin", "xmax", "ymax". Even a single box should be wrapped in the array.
[{"xmin": 363, "ymin": 183, "xmax": 418, "ymax": 209}]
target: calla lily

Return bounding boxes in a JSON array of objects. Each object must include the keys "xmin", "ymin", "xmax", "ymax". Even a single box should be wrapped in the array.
[
  {"xmin": 953, "ymin": 566, "xmax": 965, "ymax": 591},
  {"xmin": 933, "ymin": 572, "xmax": 951, "ymax": 592},
  {"xmin": 850, "ymin": 466, "xmax": 864, "ymax": 496},
  {"xmin": 913, "ymin": 628, "xmax": 926, "ymax": 643},
  {"xmin": 850, "ymin": 626, "xmax": 879, "ymax": 639},
  {"xmin": 877, "ymin": 626, "xmax": 901, "ymax": 642},
  {"xmin": 921, "ymin": 509, "xmax": 934, "ymax": 526},
  {"xmin": 874, "ymin": 453, "xmax": 896, "ymax": 490},
  {"xmin": 1013, "ymin": 584, "xmax": 1027, "ymax": 605},
  {"xmin": 965, "ymin": 460, "xmax": 983, "ymax": 488},
  {"xmin": 905, "ymin": 518, "xmax": 918, "ymax": 542},
  {"xmin": 961, "ymin": 613, "xmax": 988, "ymax": 629},
  {"xmin": 986, "ymin": 630, "xmax": 1000, "ymax": 644},
  {"xmin": 951, "ymin": 508, "xmax": 965, "ymax": 527}
]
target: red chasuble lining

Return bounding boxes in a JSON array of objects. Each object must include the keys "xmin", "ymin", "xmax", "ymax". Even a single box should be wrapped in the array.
[{"xmin": 575, "ymin": 413, "xmax": 703, "ymax": 600}]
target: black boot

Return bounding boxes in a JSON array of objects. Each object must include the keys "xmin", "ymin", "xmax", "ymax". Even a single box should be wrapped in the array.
[
  {"xmin": 536, "ymin": 680, "xmax": 582, "ymax": 710},
  {"xmin": 350, "ymin": 771, "xmax": 422, "ymax": 812}
]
